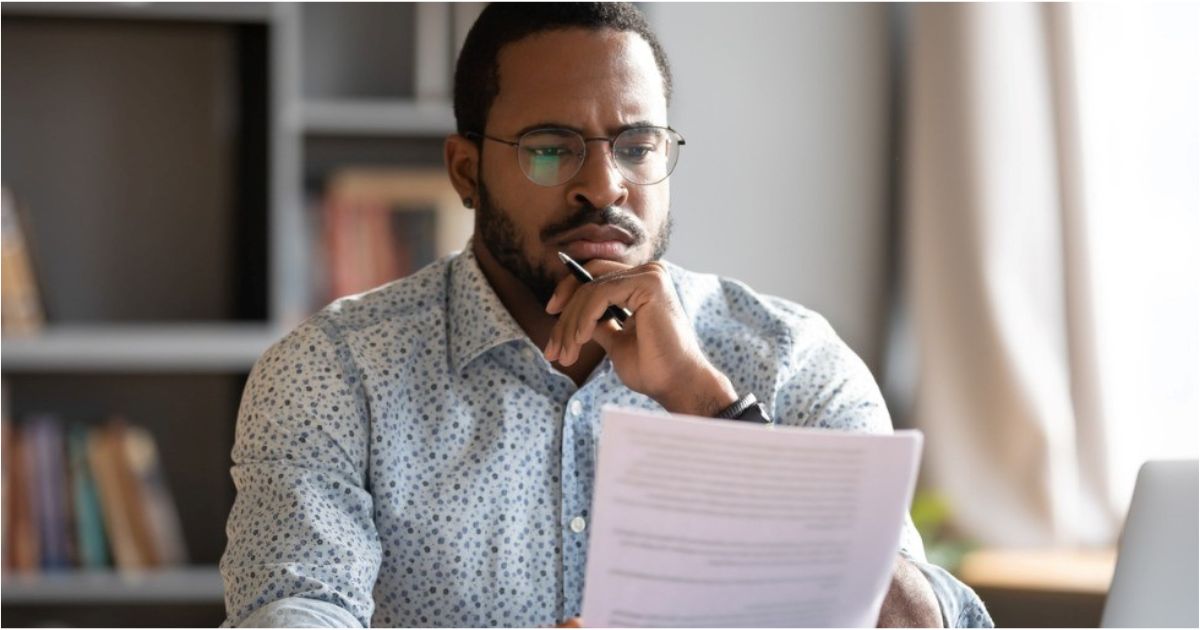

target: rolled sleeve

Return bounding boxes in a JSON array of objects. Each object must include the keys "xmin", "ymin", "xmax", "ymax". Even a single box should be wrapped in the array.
[
  {"xmin": 219, "ymin": 317, "xmax": 381, "ymax": 627},
  {"xmin": 222, "ymin": 596, "xmax": 365, "ymax": 628}
]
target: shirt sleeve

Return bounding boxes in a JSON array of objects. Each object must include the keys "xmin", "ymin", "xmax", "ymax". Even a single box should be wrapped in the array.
[
  {"xmin": 771, "ymin": 313, "xmax": 994, "ymax": 628},
  {"xmin": 219, "ymin": 317, "xmax": 382, "ymax": 627}
]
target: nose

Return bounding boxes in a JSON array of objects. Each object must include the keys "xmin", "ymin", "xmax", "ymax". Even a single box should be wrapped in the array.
[{"xmin": 566, "ymin": 140, "xmax": 629, "ymax": 210}]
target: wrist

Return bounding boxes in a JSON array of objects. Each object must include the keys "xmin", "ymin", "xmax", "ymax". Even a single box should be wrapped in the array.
[{"xmin": 655, "ymin": 362, "xmax": 738, "ymax": 417}]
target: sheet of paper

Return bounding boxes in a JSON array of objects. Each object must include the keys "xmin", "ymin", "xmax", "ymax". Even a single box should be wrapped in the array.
[{"xmin": 580, "ymin": 407, "xmax": 923, "ymax": 628}]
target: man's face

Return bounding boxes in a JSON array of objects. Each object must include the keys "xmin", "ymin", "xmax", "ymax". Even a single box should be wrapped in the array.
[{"xmin": 475, "ymin": 28, "xmax": 673, "ymax": 302}]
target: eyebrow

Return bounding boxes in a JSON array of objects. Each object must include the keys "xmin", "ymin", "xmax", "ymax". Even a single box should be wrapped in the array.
[{"xmin": 513, "ymin": 120, "xmax": 662, "ymax": 137}]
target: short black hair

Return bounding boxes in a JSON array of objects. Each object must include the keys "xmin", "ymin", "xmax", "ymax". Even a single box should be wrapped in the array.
[{"xmin": 453, "ymin": 2, "xmax": 673, "ymax": 136}]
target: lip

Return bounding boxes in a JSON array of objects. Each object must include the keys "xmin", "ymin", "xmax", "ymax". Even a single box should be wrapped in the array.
[
  {"xmin": 560, "ymin": 239, "xmax": 630, "ymax": 261},
  {"xmin": 554, "ymin": 224, "xmax": 635, "ymax": 247}
]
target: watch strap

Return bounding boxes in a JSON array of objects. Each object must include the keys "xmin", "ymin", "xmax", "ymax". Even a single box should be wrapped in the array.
[{"xmin": 715, "ymin": 393, "xmax": 768, "ymax": 422}]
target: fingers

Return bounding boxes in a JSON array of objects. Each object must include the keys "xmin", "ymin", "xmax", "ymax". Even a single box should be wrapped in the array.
[
  {"xmin": 545, "ymin": 275, "xmax": 580, "ymax": 315},
  {"xmin": 546, "ymin": 266, "xmax": 663, "ymax": 365},
  {"xmin": 546, "ymin": 258, "xmax": 629, "ymax": 315}
]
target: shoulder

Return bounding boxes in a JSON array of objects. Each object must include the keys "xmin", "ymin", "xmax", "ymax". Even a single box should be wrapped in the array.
[
  {"xmin": 662, "ymin": 259, "xmax": 842, "ymax": 355},
  {"xmin": 662, "ymin": 260, "xmax": 883, "ymax": 429},
  {"xmin": 258, "ymin": 254, "xmax": 458, "ymax": 371},
  {"xmin": 313, "ymin": 254, "xmax": 455, "ymax": 336}
]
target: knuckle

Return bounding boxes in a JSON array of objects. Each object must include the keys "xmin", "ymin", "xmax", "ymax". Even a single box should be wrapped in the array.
[
  {"xmin": 644, "ymin": 260, "xmax": 669, "ymax": 276},
  {"xmin": 644, "ymin": 261, "xmax": 671, "ymax": 289}
]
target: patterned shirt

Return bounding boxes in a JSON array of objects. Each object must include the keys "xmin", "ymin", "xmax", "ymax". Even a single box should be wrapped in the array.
[{"xmin": 219, "ymin": 245, "xmax": 993, "ymax": 628}]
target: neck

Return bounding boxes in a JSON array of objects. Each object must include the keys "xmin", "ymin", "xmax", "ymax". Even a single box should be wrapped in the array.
[{"xmin": 471, "ymin": 238, "xmax": 605, "ymax": 385}]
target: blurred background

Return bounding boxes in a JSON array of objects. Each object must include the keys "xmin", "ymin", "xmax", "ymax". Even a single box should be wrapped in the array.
[{"xmin": 1, "ymin": 2, "xmax": 1196, "ymax": 627}]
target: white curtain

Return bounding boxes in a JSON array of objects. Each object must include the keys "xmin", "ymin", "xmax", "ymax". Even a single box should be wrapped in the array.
[{"xmin": 903, "ymin": 3, "xmax": 1198, "ymax": 548}]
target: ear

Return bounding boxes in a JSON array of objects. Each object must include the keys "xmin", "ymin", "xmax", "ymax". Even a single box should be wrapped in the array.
[{"xmin": 445, "ymin": 134, "xmax": 480, "ymax": 207}]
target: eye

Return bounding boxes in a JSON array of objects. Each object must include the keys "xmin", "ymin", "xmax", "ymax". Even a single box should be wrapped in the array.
[
  {"xmin": 524, "ymin": 146, "xmax": 575, "ymax": 159},
  {"xmin": 616, "ymin": 145, "xmax": 654, "ymax": 162}
]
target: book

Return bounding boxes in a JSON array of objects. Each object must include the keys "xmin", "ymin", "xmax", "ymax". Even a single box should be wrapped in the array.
[
  {"xmin": 26, "ymin": 415, "xmax": 73, "ymax": 569},
  {"xmin": 107, "ymin": 418, "xmax": 160, "ymax": 567},
  {"xmin": 8, "ymin": 424, "xmax": 39, "ymax": 571},
  {"xmin": 122, "ymin": 424, "xmax": 187, "ymax": 565},
  {"xmin": 87, "ymin": 420, "xmax": 146, "ymax": 569},
  {"xmin": 68, "ymin": 423, "xmax": 110, "ymax": 568},
  {"xmin": 1, "ymin": 405, "xmax": 9, "ymax": 566},
  {"xmin": 0, "ymin": 187, "xmax": 45, "ymax": 336},
  {"xmin": 1, "ymin": 419, "xmax": 8, "ymax": 569}
]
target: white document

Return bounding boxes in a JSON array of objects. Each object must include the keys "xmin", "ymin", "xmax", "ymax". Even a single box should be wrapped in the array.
[{"xmin": 580, "ymin": 407, "xmax": 923, "ymax": 628}]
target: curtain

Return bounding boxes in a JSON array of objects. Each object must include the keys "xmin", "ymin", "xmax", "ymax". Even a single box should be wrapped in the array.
[{"xmin": 902, "ymin": 2, "xmax": 1198, "ymax": 547}]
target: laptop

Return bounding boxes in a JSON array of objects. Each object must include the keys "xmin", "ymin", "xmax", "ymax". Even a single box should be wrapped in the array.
[{"xmin": 1101, "ymin": 459, "xmax": 1199, "ymax": 627}]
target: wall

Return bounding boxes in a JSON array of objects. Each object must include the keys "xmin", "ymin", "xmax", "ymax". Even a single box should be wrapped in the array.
[{"xmin": 648, "ymin": 4, "xmax": 894, "ymax": 370}]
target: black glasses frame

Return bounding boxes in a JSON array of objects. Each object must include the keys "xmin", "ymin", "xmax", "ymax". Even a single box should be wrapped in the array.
[{"xmin": 464, "ymin": 126, "xmax": 686, "ymax": 186}]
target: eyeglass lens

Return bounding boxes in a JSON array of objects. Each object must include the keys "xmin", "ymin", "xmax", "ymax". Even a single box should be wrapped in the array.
[{"xmin": 517, "ymin": 127, "xmax": 681, "ymax": 186}]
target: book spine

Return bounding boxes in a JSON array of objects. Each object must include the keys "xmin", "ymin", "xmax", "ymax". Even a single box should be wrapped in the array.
[
  {"xmin": 106, "ymin": 419, "xmax": 160, "ymax": 567},
  {"xmin": 69, "ymin": 424, "xmax": 110, "ymax": 568},
  {"xmin": 87, "ymin": 424, "xmax": 140, "ymax": 569},
  {"xmin": 122, "ymin": 425, "xmax": 188, "ymax": 565},
  {"xmin": 28, "ymin": 416, "xmax": 71, "ymax": 569},
  {"xmin": 2, "ymin": 419, "xmax": 11, "ymax": 569},
  {"xmin": 10, "ymin": 425, "xmax": 39, "ymax": 571}
]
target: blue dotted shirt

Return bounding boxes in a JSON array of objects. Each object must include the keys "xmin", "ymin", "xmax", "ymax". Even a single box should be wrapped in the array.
[{"xmin": 220, "ymin": 246, "xmax": 992, "ymax": 628}]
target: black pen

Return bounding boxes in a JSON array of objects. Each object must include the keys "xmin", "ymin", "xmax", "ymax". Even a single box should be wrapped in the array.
[{"xmin": 557, "ymin": 251, "xmax": 632, "ymax": 324}]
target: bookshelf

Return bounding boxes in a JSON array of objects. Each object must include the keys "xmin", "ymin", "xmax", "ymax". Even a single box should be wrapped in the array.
[
  {"xmin": 1, "ymin": 3, "xmax": 481, "ymax": 626},
  {"xmin": 298, "ymin": 99, "xmax": 457, "ymax": 136},
  {"xmin": 1, "ymin": 324, "xmax": 281, "ymax": 373},
  {"xmin": 2, "ymin": 565, "xmax": 225, "ymax": 604}
]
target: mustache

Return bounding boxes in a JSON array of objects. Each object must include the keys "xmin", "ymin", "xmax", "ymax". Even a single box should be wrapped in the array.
[{"xmin": 539, "ymin": 203, "xmax": 647, "ymax": 244}]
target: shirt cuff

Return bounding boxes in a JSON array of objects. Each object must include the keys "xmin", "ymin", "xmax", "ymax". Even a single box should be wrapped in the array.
[{"xmin": 223, "ymin": 596, "xmax": 365, "ymax": 628}]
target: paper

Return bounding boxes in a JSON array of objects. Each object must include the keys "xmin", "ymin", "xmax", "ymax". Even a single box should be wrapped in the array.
[{"xmin": 580, "ymin": 407, "xmax": 923, "ymax": 628}]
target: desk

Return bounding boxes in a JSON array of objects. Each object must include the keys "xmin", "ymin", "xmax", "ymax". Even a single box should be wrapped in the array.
[{"xmin": 959, "ymin": 548, "xmax": 1117, "ymax": 627}]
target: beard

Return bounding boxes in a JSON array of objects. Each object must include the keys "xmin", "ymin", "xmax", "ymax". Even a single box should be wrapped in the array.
[{"xmin": 474, "ymin": 176, "xmax": 673, "ymax": 303}]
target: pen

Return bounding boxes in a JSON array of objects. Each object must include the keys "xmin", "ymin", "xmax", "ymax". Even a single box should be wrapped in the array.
[{"xmin": 556, "ymin": 251, "xmax": 632, "ymax": 324}]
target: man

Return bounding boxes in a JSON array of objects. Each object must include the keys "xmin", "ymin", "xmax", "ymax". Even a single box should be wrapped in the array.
[{"xmin": 220, "ymin": 4, "xmax": 991, "ymax": 627}]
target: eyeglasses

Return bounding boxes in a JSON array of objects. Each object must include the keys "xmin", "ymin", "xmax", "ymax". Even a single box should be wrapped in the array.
[{"xmin": 465, "ymin": 126, "xmax": 685, "ymax": 187}]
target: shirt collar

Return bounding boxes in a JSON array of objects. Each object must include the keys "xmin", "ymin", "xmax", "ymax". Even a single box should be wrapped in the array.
[{"xmin": 448, "ymin": 243, "xmax": 530, "ymax": 374}]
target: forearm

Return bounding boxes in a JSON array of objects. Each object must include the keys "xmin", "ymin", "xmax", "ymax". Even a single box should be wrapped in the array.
[
  {"xmin": 878, "ymin": 556, "xmax": 944, "ymax": 627},
  {"xmin": 905, "ymin": 555, "xmax": 994, "ymax": 628},
  {"xmin": 653, "ymin": 362, "xmax": 739, "ymax": 417}
]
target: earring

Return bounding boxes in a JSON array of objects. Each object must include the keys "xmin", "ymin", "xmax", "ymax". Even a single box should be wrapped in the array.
[{"xmin": 463, "ymin": 198, "xmax": 474, "ymax": 209}]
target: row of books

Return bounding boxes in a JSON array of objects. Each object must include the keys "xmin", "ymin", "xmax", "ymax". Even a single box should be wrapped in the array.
[
  {"xmin": 308, "ymin": 168, "xmax": 473, "ymax": 310},
  {"xmin": 1, "ymin": 416, "xmax": 187, "ymax": 572}
]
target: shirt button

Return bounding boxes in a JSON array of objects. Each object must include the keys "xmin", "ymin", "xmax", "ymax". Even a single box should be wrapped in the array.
[
  {"xmin": 521, "ymin": 347, "xmax": 534, "ymax": 362},
  {"xmin": 569, "ymin": 516, "xmax": 587, "ymax": 533},
  {"xmin": 568, "ymin": 400, "xmax": 583, "ymax": 417}
]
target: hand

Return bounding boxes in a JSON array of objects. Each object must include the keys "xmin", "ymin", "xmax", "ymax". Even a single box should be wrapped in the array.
[
  {"xmin": 544, "ymin": 259, "xmax": 738, "ymax": 416},
  {"xmin": 876, "ymin": 556, "xmax": 944, "ymax": 627},
  {"xmin": 556, "ymin": 617, "xmax": 583, "ymax": 628}
]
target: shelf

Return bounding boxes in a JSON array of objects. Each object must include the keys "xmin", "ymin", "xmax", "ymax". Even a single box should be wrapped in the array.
[
  {"xmin": 1, "ymin": 565, "xmax": 223, "ymax": 605},
  {"xmin": 298, "ymin": 99, "xmax": 456, "ymax": 136},
  {"xmin": 1, "ymin": 323, "xmax": 285, "ymax": 373},
  {"xmin": 0, "ymin": 2, "xmax": 272, "ymax": 22}
]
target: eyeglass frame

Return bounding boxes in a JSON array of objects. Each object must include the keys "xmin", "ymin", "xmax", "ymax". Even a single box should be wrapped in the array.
[{"xmin": 463, "ymin": 125, "xmax": 686, "ymax": 187}]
